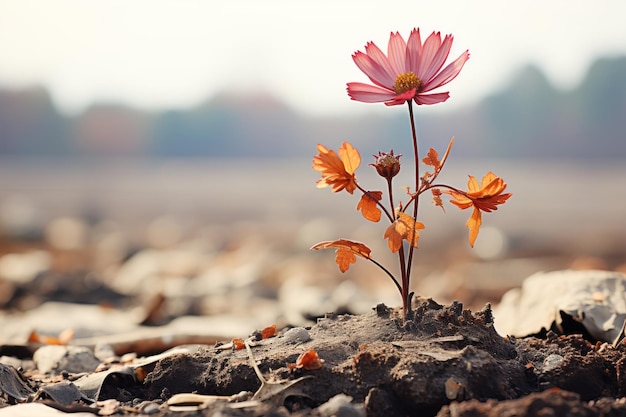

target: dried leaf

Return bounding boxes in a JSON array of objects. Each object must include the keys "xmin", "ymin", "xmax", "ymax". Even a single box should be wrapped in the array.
[
  {"xmin": 384, "ymin": 212, "xmax": 425, "ymax": 252},
  {"xmin": 261, "ymin": 325, "xmax": 277, "ymax": 339},
  {"xmin": 422, "ymin": 137, "xmax": 454, "ymax": 176},
  {"xmin": 356, "ymin": 191, "xmax": 382, "ymax": 222},
  {"xmin": 294, "ymin": 349, "xmax": 324, "ymax": 370},
  {"xmin": 336, "ymin": 247, "xmax": 358, "ymax": 272},
  {"xmin": 431, "ymin": 188, "xmax": 445, "ymax": 212},
  {"xmin": 422, "ymin": 147, "xmax": 441, "ymax": 170},
  {"xmin": 232, "ymin": 338, "xmax": 245, "ymax": 350},
  {"xmin": 0, "ymin": 363, "xmax": 34, "ymax": 402},
  {"xmin": 28, "ymin": 329, "xmax": 74, "ymax": 345},
  {"xmin": 311, "ymin": 239, "xmax": 372, "ymax": 273}
]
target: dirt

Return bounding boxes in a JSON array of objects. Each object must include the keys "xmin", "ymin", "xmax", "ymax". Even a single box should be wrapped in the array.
[{"xmin": 3, "ymin": 297, "xmax": 626, "ymax": 416}]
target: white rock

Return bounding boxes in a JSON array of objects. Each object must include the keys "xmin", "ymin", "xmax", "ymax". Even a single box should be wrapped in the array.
[{"xmin": 494, "ymin": 269, "xmax": 626, "ymax": 342}]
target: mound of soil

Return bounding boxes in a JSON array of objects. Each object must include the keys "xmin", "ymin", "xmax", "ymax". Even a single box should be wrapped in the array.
[{"xmin": 3, "ymin": 298, "xmax": 626, "ymax": 416}]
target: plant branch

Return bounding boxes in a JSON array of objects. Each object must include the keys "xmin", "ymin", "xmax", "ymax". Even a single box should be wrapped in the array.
[
  {"xmin": 366, "ymin": 257, "xmax": 402, "ymax": 296},
  {"xmin": 406, "ymin": 100, "xmax": 419, "ymax": 285}
]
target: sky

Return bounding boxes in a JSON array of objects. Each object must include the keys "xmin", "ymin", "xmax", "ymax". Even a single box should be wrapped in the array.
[{"xmin": 0, "ymin": 0, "xmax": 625, "ymax": 117}]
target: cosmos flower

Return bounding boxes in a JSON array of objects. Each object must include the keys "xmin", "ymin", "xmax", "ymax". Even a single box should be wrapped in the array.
[
  {"xmin": 347, "ymin": 28, "xmax": 469, "ymax": 106},
  {"xmin": 446, "ymin": 172, "xmax": 512, "ymax": 247}
]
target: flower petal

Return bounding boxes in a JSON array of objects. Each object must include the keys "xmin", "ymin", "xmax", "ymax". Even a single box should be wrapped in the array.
[
  {"xmin": 387, "ymin": 31, "xmax": 407, "ymax": 75},
  {"xmin": 421, "ymin": 34, "xmax": 453, "ymax": 83},
  {"xmin": 414, "ymin": 92, "xmax": 450, "ymax": 105},
  {"xmin": 406, "ymin": 28, "xmax": 423, "ymax": 73},
  {"xmin": 338, "ymin": 141, "xmax": 361, "ymax": 175},
  {"xmin": 347, "ymin": 82, "xmax": 396, "ymax": 103},
  {"xmin": 352, "ymin": 51, "xmax": 394, "ymax": 89},
  {"xmin": 466, "ymin": 175, "xmax": 480, "ymax": 193},
  {"xmin": 416, "ymin": 31, "xmax": 442, "ymax": 80},
  {"xmin": 362, "ymin": 42, "xmax": 396, "ymax": 87},
  {"xmin": 423, "ymin": 50, "xmax": 470, "ymax": 92},
  {"xmin": 467, "ymin": 207, "xmax": 482, "ymax": 247}
]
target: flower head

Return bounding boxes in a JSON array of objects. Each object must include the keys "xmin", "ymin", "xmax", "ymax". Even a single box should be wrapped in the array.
[
  {"xmin": 446, "ymin": 172, "xmax": 512, "ymax": 247},
  {"xmin": 347, "ymin": 28, "xmax": 470, "ymax": 106},
  {"xmin": 313, "ymin": 142, "xmax": 360, "ymax": 194},
  {"xmin": 371, "ymin": 150, "xmax": 402, "ymax": 180}
]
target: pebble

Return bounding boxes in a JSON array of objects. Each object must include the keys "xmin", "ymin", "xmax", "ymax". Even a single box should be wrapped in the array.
[
  {"xmin": 137, "ymin": 401, "xmax": 161, "ymax": 415},
  {"xmin": 282, "ymin": 327, "xmax": 311, "ymax": 344},
  {"xmin": 542, "ymin": 354, "xmax": 564, "ymax": 372},
  {"xmin": 93, "ymin": 343, "xmax": 116, "ymax": 361},
  {"xmin": 318, "ymin": 394, "xmax": 365, "ymax": 417}
]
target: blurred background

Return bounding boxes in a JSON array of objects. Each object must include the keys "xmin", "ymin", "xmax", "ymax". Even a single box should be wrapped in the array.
[{"xmin": 1, "ymin": 0, "xmax": 625, "ymax": 340}]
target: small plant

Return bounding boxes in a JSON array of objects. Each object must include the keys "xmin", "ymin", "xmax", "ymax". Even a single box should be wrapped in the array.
[{"xmin": 311, "ymin": 28, "xmax": 511, "ymax": 322}]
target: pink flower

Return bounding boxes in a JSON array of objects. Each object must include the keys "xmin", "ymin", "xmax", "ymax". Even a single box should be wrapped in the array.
[{"xmin": 347, "ymin": 28, "xmax": 469, "ymax": 106}]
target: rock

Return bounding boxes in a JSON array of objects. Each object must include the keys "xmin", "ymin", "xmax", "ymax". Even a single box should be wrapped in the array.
[
  {"xmin": 33, "ymin": 345, "xmax": 100, "ymax": 375},
  {"xmin": 282, "ymin": 327, "xmax": 311, "ymax": 344},
  {"xmin": 318, "ymin": 393, "xmax": 365, "ymax": 417},
  {"xmin": 493, "ymin": 269, "xmax": 626, "ymax": 342}
]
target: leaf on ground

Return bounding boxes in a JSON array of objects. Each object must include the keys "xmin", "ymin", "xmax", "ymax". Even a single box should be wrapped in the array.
[
  {"xmin": 261, "ymin": 325, "xmax": 277, "ymax": 339},
  {"xmin": 293, "ymin": 349, "xmax": 324, "ymax": 370},
  {"xmin": 0, "ymin": 363, "xmax": 34, "ymax": 402},
  {"xmin": 232, "ymin": 338, "xmax": 245, "ymax": 350}
]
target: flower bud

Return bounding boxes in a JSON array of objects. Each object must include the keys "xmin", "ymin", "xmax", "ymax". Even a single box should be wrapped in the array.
[{"xmin": 371, "ymin": 150, "xmax": 402, "ymax": 180}]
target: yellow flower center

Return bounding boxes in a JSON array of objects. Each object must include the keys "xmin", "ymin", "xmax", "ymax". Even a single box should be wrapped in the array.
[{"xmin": 393, "ymin": 72, "xmax": 422, "ymax": 95}]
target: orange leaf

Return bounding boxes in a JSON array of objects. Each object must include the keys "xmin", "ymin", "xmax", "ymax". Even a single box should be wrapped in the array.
[
  {"xmin": 431, "ymin": 188, "xmax": 445, "ymax": 212},
  {"xmin": 28, "ymin": 329, "xmax": 74, "ymax": 345},
  {"xmin": 466, "ymin": 207, "xmax": 482, "ymax": 248},
  {"xmin": 311, "ymin": 239, "xmax": 372, "ymax": 273},
  {"xmin": 311, "ymin": 239, "xmax": 372, "ymax": 258},
  {"xmin": 232, "ymin": 338, "xmax": 245, "ymax": 350},
  {"xmin": 384, "ymin": 212, "xmax": 425, "ymax": 252},
  {"xmin": 422, "ymin": 137, "xmax": 454, "ymax": 174},
  {"xmin": 261, "ymin": 325, "xmax": 277, "ymax": 339},
  {"xmin": 356, "ymin": 191, "xmax": 382, "ymax": 222},
  {"xmin": 336, "ymin": 247, "xmax": 358, "ymax": 272},
  {"xmin": 422, "ymin": 148, "xmax": 441, "ymax": 170},
  {"xmin": 294, "ymin": 349, "xmax": 324, "ymax": 370}
]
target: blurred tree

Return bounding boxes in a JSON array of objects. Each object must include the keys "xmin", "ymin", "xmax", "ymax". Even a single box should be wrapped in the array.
[{"xmin": 0, "ymin": 86, "xmax": 71, "ymax": 155}]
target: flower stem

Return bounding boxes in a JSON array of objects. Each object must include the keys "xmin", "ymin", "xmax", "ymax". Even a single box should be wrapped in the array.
[
  {"xmin": 405, "ymin": 101, "xmax": 419, "ymax": 305},
  {"xmin": 398, "ymin": 243, "xmax": 409, "ymax": 320},
  {"xmin": 366, "ymin": 257, "xmax": 402, "ymax": 296}
]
